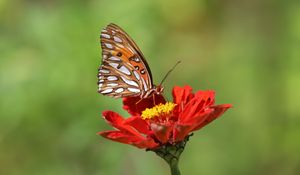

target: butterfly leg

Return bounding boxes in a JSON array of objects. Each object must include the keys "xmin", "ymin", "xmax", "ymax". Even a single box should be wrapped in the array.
[
  {"xmin": 152, "ymin": 94, "xmax": 156, "ymax": 105},
  {"xmin": 135, "ymin": 98, "xmax": 143, "ymax": 105}
]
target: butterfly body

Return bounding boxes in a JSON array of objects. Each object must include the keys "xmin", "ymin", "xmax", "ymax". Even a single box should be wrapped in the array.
[{"xmin": 97, "ymin": 23, "xmax": 163, "ymax": 99}]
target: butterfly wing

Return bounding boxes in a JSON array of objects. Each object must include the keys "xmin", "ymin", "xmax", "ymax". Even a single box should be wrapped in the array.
[{"xmin": 98, "ymin": 23, "xmax": 154, "ymax": 98}]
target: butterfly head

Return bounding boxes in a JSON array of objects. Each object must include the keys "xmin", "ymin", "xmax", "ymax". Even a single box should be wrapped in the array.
[
  {"xmin": 154, "ymin": 85, "xmax": 164, "ymax": 95},
  {"xmin": 141, "ymin": 85, "xmax": 164, "ymax": 99}
]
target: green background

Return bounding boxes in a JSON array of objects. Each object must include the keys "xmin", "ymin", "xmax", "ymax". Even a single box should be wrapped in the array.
[{"xmin": 1, "ymin": 0, "xmax": 300, "ymax": 174}]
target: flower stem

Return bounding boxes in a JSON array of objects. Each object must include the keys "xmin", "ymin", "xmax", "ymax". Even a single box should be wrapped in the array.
[
  {"xmin": 148, "ymin": 134, "xmax": 193, "ymax": 175},
  {"xmin": 169, "ymin": 158, "xmax": 181, "ymax": 175},
  {"xmin": 153, "ymin": 144, "xmax": 182, "ymax": 175},
  {"xmin": 153, "ymin": 146, "xmax": 182, "ymax": 175}
]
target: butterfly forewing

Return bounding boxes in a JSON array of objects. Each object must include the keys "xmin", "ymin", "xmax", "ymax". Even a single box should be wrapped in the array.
[{"xmin": 98, "ymin": 23, "xmax": 154, "ymax": 98}]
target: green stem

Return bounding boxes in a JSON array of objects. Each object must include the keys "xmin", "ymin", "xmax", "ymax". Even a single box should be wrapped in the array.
[
  {"xmin": 148, "ymin": 134, "xmax": 193, "ymax": 175},
  {"xmin": 169, "ymin": 159, "xmax": 181, "ymax": 175}
]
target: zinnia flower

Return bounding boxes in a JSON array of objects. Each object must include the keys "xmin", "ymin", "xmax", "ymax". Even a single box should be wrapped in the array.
[
  {"xmin": 98, "ymin": 85, "xmax": 231, "ymax": 148},
  {"xmin": 98, "ymin": 85, "xmax": 231, "ymax": 175}
]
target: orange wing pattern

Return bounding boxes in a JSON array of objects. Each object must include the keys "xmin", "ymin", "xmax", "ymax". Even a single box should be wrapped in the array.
[{"xmin": 97, "ymin": 23, "xmax": 155, "ymax": 98}]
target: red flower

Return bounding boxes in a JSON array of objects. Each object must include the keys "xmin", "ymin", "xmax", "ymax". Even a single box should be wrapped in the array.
[{"xmin": 98, "ymin": 85, "xmax": 232, "ymax": 149}]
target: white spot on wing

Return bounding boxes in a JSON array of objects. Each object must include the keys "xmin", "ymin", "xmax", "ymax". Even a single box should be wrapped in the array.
[
  {"xmin": 98, "ymin": 83, "xmax": 103, "ymax": 88},
  {"xmin": 101, "ymin": 88, "xmax": 113, "ymax": 94},
  {"xmin": 115, "ymin": 88, "xmax": 124, "ymax": 93},
  {"xmin": 99, "ymin": 69, "xmax": 110, "ymax": 74},
  {"xmin": 141, "ymin": 78, "xmax": 148, "ymax": 91},
  {"xmin": 101, "ymin": 34, "xmax": 110, "ymax": 39},
  {"xmin": 109, "ymin": 56, "xmax": 121, "ymax": 61},
  {"xmin": 107, "ymin": 76, "xmax": 118, "ymax": 81},
  {"xmin": 109, "ymin": 62, "xmax": 119, "ymax": 69},
  {"xmin": 119, "ymin": 66, "xmax": 131, "ymax": 75},
  {"xmin": 121, "ymin": 76, "xmax": 139, "ymax": 87},
  {"xmin": 128, "ymin": 88, "xmax": 141, "ymax": 93},
  {"xmin": 133, "ymin": 71, "xmax": 140, "ymax": 80},
  {"xmin": 132, "ymin": 57, "xmax": 140, "ymax": 62},
  {"xmin": 105, "ymin": 43, "xmax": 113, "ymax": 49},
  {"xmin": 107, "ymin": 83, "xmax": 118, "ymax": 87},
  {"xmin": 113, "ymin": 36, "xmax": 122, "ymax": 43}
]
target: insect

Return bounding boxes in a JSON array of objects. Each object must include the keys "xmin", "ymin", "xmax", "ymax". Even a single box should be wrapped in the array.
[{"xmin": 97, "ymin": 23, "xmax": 166, "ymax": 99}]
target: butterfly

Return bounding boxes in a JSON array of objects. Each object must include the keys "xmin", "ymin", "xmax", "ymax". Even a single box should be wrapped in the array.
[{"xmin": 97, "ymin": 23, "xmax": 164, "ymax": 99}]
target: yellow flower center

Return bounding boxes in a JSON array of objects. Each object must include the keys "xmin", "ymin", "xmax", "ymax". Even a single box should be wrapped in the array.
[{"xmin": 141, "ymin": 102, "xmax": 176, "ymax": 120}]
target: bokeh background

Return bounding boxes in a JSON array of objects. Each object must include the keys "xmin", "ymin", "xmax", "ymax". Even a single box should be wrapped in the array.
[{"xmin": 1, "ymin": 0, "xmax": 300, "ymax": 174}]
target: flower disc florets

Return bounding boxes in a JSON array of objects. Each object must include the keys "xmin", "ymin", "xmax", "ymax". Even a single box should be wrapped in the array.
[{"xmin": 141, "ymin": 102, "xmax": 177, "ymax": 120}]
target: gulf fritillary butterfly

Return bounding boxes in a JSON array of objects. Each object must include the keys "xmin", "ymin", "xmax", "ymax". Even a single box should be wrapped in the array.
[{"xmin": 97, "ymin": 23, "xmax": 164, "ymax": 98}]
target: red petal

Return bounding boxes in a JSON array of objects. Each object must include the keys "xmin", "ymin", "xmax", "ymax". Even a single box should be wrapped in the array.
[
  {"xmin": 173, "ymin": 109, "xmax": 213, "ymax": 142},
  {"xmin": 98, "ymin": 130, "xmax": 158, "ymax": 149},
  {"xmin": 102, "ymin": 111, "xmax": 125, "ymax": 129},
  {"xmin": 194, "ymin": 90, "xmax": 215, "ymax": 106},
  {"xmin": 178, "ymin": 97, "xmax": 205, "ymax": 123},
  {"xmin": 123, "ymin": 94, "xmax": 166, "ymax": 116},
  {"xmin": 193, "ymin": 104, "xmax": 232, "ymax": 131},
  {"xmin": 172, "ymin": 89, "xmax": 231, "ymax": 141},
  {"xmin": 178, "ymin": 90, "xmax": 216, "ymax": 124},
  {"xmin": 133, "ymin": 138, "xmax": 159, "ymax": 149},
  {"xmin": 150, "ymin": 122, "xmax": 173, "ymax": 144},
  {"xmin": 172, "ymin": 85, "xmax": 194, "ymax": 105},
  {"xmin": 102, "ymin": 111, "xmax": 145, "ymax": 136},
  {"xmin": 173, "ymin": 123, "xmax": 192, "ymax": 142},
  {"xmin": 124, "ymin": 116, "xmax": 150, "ymax": 135},
  {"xmin": 98, "ymin": 130, "xmax": 136, "ymax": 143}
]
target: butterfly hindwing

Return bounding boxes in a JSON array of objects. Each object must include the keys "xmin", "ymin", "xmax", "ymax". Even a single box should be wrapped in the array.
[{"xmin": 98, "ymin": 23, "xmax": 154, "ymax": 98}]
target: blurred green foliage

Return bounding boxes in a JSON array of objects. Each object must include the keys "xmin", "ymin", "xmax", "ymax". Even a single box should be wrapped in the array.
[{"xmin": 1, "ymin": 0, "xmax": 300, "ymax": 174}]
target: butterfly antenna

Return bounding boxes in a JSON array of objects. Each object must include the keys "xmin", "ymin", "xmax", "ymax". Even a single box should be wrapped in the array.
[{"xmin": 159, "ymin": 61, "xmax": 181, "ymax": 86}]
